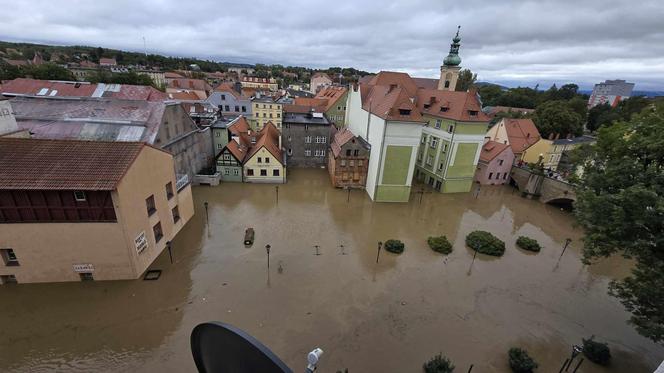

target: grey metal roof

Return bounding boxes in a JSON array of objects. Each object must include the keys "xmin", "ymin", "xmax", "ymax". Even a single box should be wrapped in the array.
[
  {"xmin": 552, "ymin": 135, "xmax": 596, "ymax": 145},
  {"xmin": 283, "ymin": 112, "xmax": 331, "ymax": 125},
  {"xmin": 10, "ymin": 96, "xmax": 165, "ymax": 144}
]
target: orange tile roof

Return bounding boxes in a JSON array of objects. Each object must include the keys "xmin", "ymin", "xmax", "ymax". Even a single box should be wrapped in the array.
[
  {"xmin": 502, "ymin": 118, "xmax": 541, "ymax": 153},
  {"xmin": 1, "ymin": 78, "xmax": 167, "ymax": 102},
  {"xmin": 246, "ymin": 121, "xmax": 283, "ymax": 164},
  {"xmin": 314, "ymin": 86, "xmax": 347, "ymax": 111},
  {"xmin": 479, "ymin": 140, "xmax": 511, "ymax": 162},
  {"xmin": 0, "ymin": 138, "xmax": 153, "ymax": 190},
  {"xmin": 416, "ymin": 89, "xmax": 490, "ymax": 122},
  {"xmin": 167, "ymin": 91, "xmax": 202, "ymax": 101},
  {"xmin": 358, "ymin": 71, "xmax": 489, "ymax": 124},
  {"xmin": 361, "ymin": 84, "xmax": 423, "ymax": 122}
]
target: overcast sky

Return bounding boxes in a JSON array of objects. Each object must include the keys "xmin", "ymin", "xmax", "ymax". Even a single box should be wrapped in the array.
[{"xmin": 2, "ymin": 0, "xmax": 664, "ymax": 90}]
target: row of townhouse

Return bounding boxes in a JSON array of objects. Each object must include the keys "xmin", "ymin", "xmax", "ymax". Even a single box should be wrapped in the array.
[{"xmin": 475, "ymin": 117, "xmax": 595, "ymax": 185}]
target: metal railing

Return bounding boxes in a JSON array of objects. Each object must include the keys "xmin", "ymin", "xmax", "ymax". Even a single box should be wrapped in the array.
[{"xmin": 176, "ymin": 174, "xmax": 190, "ymax": 191}]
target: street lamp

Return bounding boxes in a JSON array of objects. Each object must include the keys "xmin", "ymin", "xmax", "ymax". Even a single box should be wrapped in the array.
[
  {"xmin": 563, "ymin": 345, "xmax": 583, "ymax": 372},
  {"xmin": 376, "ymin": 241, "xmax": 383, "ymax": 263},
  {"xmin": 265, "ymin": 244, "xmax": 271, "ymax": 269},
  {"xmin": 559, "ymin": 238, "xmax": 572, "ymax": 259}
]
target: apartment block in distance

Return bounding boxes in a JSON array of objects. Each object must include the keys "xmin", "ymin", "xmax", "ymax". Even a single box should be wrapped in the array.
[{"xmin": 0, "ymin": 138, "xmax": 194, "ymax": 284}]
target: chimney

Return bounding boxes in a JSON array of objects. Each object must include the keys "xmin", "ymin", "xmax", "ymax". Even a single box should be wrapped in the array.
[{"xmin": 279, "ymin": 134, "xmax": 282, "ymax": 150}]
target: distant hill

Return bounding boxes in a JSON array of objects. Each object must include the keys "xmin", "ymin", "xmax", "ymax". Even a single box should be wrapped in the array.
[
  {"xmin": 475, "ymin": 81, "xmax": 509, "ymax": 90},
  {"xmin": 579, "ymin": 89, "xmax": 664, "ymax": 98}
]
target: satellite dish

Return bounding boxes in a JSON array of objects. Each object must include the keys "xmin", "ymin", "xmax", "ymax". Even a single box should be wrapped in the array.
[{"xmin": 191, "ymin": 321, "xmax": 293, "ymax": 373}]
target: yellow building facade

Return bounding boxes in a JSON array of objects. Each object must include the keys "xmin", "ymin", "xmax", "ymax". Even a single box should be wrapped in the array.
[
  {"xmin": 252, "ymin": 98, "xmax": 283, "ymax": 130},
  {"xmin": 521, "ymin": 138, "xmax": 553, "ymax": 167}
]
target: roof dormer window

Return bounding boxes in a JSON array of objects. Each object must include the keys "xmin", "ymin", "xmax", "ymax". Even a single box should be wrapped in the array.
[
  {"xmin": 399, "ymin": 109, "xmax": 411, "ymax": 116},
  {"xmin": 440, "ymin": 107, "xmax": 449, "ymax": 113},
  {"xmin": 469, "ymin": 110, "xmax": 478, "ymax": 116}
]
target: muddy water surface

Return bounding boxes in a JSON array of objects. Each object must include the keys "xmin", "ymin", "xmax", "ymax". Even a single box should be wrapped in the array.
[{"xmin": 1, "ymin": 169, "xmax": 662, "ymax": 372}]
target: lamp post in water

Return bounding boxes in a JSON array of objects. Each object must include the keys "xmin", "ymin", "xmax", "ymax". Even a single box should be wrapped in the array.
[
  {"xmin": 376, "ymin": 241, "xmax": 383, "ymax": 263},
  {"xmin": 559, "ymin": 238, "xmax": 572, "ymax": 259},
  {"xmin": 204, "ymin": 201, "xmax": 209, "ymax": 227},
  {"xmin": 265, "ymin": 244, "xmax": 271, "ymax": 269},
  {"xmin": 166, "ymin": 240, "xmax": 173, "ymax": 264}
]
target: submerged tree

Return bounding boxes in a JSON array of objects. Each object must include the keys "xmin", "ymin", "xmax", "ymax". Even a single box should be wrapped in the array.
[{"xmin": 574, "ymin": 103, "xmax": 664, "ymax": 343}]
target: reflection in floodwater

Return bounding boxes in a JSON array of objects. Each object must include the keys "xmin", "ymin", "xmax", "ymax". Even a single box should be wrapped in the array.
[{"xmin": 0, "ymin": 169, "xmax": 661, "ymax": 372}]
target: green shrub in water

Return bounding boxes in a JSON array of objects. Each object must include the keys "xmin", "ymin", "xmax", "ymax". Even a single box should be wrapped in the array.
[
  {"xmin": 516, "ymin": 236, "xmax": 541, "ymax": 252},
  {"xmin": 428, "ymin": 235, "xmax": 453, "ymax": 255},
  {"xmin": 384, "ymin": 239, "xmax": 405, "ymax": 254},
  {"xmin": 465, "ymin": 231, "xmax": 505, "ymax": 256},
  {"xmin": 423, "ymin": 353, "xmax": 454, "ymax": 373},
  {"xmin": 508, "ymin": 347, "xmax": 538, "ymax": 373}
]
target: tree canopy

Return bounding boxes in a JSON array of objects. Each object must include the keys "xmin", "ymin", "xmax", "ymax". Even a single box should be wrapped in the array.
[
  {"xmin": 455, "ymin": 68, "xmax": 477, "ymax": 92},
  {"xmin": 574, "ymin": 102, "xmax": 664, "ymax": 343},
  {"xmin": 533, "ymin": 100, "xmax": 584, "ymax": 138}
]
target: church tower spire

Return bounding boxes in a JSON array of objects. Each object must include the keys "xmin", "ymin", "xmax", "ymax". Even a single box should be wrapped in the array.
[{"xmin": 438, "ymin": 26, "xmax": 463, "ymax": 91}]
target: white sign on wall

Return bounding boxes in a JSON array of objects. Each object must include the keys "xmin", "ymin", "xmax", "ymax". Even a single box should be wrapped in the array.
[
  {"xmin": 73, "ymin": 263, "xmax": 94, "ymax": 273},
  {"xmin": 135, "ymin": 231, "xmax": 148, "ymax": 254}
]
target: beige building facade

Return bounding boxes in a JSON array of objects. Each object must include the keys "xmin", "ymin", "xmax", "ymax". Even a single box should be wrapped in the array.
[{"xmin": 0, "ymin": 139, "xmax": 194, "ymax": 284}]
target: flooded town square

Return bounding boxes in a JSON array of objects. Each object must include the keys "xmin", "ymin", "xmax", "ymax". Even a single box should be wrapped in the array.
[{"xmin": 1, "ymin": 169, "xmax": 662, "ymax": 372}]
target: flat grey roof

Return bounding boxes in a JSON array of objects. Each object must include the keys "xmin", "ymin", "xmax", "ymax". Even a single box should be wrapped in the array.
[{"xmin": 283, "ymin": 112, "xmax": 331, "ymax": 125}]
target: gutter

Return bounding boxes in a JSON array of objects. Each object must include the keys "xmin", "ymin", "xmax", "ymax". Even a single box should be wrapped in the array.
[{"xmin": 373, "ymin": 117, "xmax": 388, "ymax": 200}]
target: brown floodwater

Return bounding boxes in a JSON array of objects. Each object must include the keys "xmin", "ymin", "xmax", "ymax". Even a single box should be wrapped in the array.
[{"xmin": 1, "ymin": 169, "xmax": 662, "ymax": 372}]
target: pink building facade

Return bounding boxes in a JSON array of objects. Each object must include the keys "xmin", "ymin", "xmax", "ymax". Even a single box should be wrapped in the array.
[{"xmin": 474, "ymin": 141, "xmax": 515, "ymax": 185}]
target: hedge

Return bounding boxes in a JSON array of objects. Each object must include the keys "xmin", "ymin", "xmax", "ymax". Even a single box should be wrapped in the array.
[
  {"xmin": 582, "ymin": 337, "xmax": 611, "ymax": 365},
  {"xmin": 508, "ymin": 347, "xmax": 538, "ymax": 373},
  {"xmin": 384, "ymin": 239, "xmax": 405, "ymax": 254},
  {"xmin": 465, "ymin": 231, "xmax": 505, "ymax": 256},
  {"xmin": 428, "ymin": 236, "xmax": 453, "ymax": 255},
  {"xmin": 423, "ymin": 353, "xmax": 455, "ymax": 373},
  {"xmin": 516, "ymin": 236, "xmax": 541, "ymax": 252}
]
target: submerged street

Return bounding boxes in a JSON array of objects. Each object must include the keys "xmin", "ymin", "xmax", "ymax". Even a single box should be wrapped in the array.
[{"xmin": 0, "ymin": 169, "xmax": 662, "ymax": 372}]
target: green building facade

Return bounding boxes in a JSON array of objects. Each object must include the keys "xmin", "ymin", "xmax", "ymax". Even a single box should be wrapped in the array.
[
  {"xmin": 215, "ymin": 147, "xmax": 244, "ymax": 182},
  {"xmin": 415, "ymin": 115, "xmax": 487, "ymax": 193}
]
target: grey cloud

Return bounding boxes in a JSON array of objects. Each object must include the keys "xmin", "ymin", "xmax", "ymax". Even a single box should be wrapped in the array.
[{"xmin": 2, "ymin": 0, "xmax": 663, "ymax": 89}]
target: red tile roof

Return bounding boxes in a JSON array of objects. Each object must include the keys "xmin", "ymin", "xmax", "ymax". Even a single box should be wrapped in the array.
[
  {"xmin": 314, "ymin": 86, "xmax": 347, "ymax": 111},
  {"xmin": 165, "ymin": 72, "xmax": 184, "ymax": 79},
  {"xmin": 479, "ymin": 140, "xmax": 511, "ymax": 162},
  {"xmin": 361, "ymin": 84, "xmax": 423, "ymax": 122},
  {"xmin": 246, "ymin": 121, "xmax": 282, "ymax": 164},
  {"xmin": 1, "ymin": 78, "xmax": 167, "ymax": 101},
  {"xmin": 0, "ymin": 138, "xmax": 156, "ymax": 190},
  {"xmin": 167, "ymin": 91, "xmax": 202, "ymax": 101},
  {"xmin": 311, "ymin": 72, "xmax": 332, "ymax": 81},
  {"xmin": 330, "ymin": 127, "xmax": 356, "ymax": 158},
  {"xmin": 167, "ymin": 78, "xmax": 212, "ymax": 93},
  {"xmin": 358, "ymin": 71, "xmax": 489, "ymax": 124},
  {"xmin": 502, "ymin": 118, "xmax": 541, "ymax": 154},
  {"xmin": 416, "ymin": 89, "xmax": 489, "ymax": 122},
  {"xmin": 99, "ymin": 58, "xmax": 117, "ymax": 66}
]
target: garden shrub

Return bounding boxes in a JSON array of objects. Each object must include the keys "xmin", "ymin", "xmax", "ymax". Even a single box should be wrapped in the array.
[
  {"xmin": 516, "ymin": 236, "xmax": 541, "ymax": 252},
  {"xmin": 508, "ymin": 347, "xmax": 538, "ymax": 373},
  {"xmin": 465, "ymin": 231, "xmax": 505, "ymax": 256},
  {"xmin": 428, "ymin": 236, "xmax": 453, "ymax": 254},
  {"xmin": 423, "ymin": 353, "xmax": 454, "ymax": 373},
  {"xmin": 582, "ymin": 337, "xmax": 611, "ymax": 365},
  {"xmin": 384, "ymin": 239, "xmax": 405, "ymax": 254}
]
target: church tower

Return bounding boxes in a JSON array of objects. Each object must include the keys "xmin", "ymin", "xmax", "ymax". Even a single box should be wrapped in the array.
[{"xmin": 438, "ymin": 26, "xmax": 462, "ymax": 91}]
